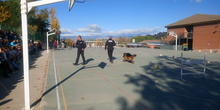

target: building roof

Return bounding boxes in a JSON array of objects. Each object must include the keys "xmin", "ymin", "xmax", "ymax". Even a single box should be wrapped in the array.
[
  {"xmin": 139, "ymin": 40, "xmax": 162, "ymax": 43},
  {"xmin": 165, "ymin": 14, "xmax": 220, "ymax": 28}
]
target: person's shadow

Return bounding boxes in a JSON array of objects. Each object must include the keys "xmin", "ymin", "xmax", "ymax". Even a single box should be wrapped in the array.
[
  {"xmin": 107, "ymin": 57, "xmax": 117, "ymax": 62},
  {"xmin": 86, "ymin": 58, "xmax": 94, "ymax": 63},
  {"xmin": 78, "ymin": 58, "xmax": 94, "ymax": 65}
]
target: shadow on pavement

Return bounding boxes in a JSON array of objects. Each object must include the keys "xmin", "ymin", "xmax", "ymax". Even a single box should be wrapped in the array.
[
  {"xmin": 117, "ymin": 55, "xmax": 220, "ymax": 110},
  {"xmin": 31, "ymin": 59, "xmax": 109, "ymax": 108},
  {"xmin": 31, "ymin": 66, "xmax": 85, "ymax": 108},
  {"xmin": 0, "ymin": 50, "xmax": 44, "ymax": 106}
]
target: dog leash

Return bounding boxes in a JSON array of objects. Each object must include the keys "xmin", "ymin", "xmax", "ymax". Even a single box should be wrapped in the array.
[{"xmin": 115, "ymin": 48, "xmax": 125, "ymax": 54}]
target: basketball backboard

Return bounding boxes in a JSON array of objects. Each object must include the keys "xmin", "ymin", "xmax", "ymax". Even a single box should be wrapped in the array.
[
  {"xmin": 169, "ymin": 31, "xmax": 177, "ymax": 37},
  {"xmin": 69, "ymin": 0, "xmax": 75, "ymax": 11},
  {"xmin": 169, "ymin": 31, "xmax": 174, "ymax": 36}
]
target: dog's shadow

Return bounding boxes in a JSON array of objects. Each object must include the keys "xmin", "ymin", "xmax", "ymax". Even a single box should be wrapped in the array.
[{"xmin": 123, "ymin": 60, "xmax": 134, "ymax": 64}]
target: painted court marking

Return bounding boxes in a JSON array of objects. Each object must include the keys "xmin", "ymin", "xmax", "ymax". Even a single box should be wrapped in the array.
[
  {"xmin": 52, "ymin": 52, "xmax": 61, "ymax": 110},
  {"xmin": 57, "ymin": 65, "xmax": 69, "ymax": 110},
  {"xmin": 92, "ymin": 69, "xmax": 150, "ymax": 110}
]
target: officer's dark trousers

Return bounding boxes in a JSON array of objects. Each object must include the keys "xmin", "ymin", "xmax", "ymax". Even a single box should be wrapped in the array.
[
  {"xmin": 75, "ymin": 49, "xmax": 86, "ymax": 64},
  {"xmin": 107, "ymin": 48, "xmax": 114, "ymax": 61}
]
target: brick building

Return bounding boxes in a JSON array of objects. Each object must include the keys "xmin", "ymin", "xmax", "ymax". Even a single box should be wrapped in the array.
[{"xmin": 165, "ymin": 14, "xmax": 220, "ymax": 52}]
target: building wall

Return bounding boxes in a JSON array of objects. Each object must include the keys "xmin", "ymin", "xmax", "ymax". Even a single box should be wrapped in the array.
[
  {"xmin": 166, "ymin": 27, "xmax": 186, "ymax": 44},
  {"xmin": 193, "ymin": 23, "xmax": 220, "ymax": 50},
  {"xmin": 166, "ymin": 23, "xmax": 220, "ymax": 53}
]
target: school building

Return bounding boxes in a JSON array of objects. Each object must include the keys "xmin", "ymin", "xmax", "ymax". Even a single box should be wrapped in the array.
[{"xmin": 165, "ymin": 14, "xmax": 220, "ymax": 53}]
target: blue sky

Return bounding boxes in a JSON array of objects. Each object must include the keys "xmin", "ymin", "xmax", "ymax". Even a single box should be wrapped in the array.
[{"xmin": 38, "ymin": 0, "xmax": 220, "ymax": 39}]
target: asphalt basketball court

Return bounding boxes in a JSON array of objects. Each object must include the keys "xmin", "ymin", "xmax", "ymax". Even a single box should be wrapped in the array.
[{"xmin": 40, "ymin": 47, "xmax": 220, "ymax": 110}]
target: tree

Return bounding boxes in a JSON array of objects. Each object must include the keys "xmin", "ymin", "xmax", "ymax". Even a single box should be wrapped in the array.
[
  {"xmin": 49, "ymin": 7, "xmax": 60, "ymax": 41},
  {"xmin": 35, "ymin": 8, "xmax": 50, "ymax": 32},
  {"xmin": 65, "ymin": 39, "xmax": 73, "ymax": 47},
  {"xmin": 115, "ymin": 37, "xmax": 131, "ymax": 44},
  {"xmin": 0, "ymin": 0, "xmax": 60, "ymax": 39},
  {"xmin": 0, "ymin": 0, "xmax": 20, "ymax": 28},
  {"xmin": 0, "ymin": 5, "xmax": 11, "ymax": 22},
  {"xmin": 0, "ymin": 0, "xmax": 50, "ymax": 41},
  {"xmin": 50, "ymin": 7, "xmax": 60, "ymax": 31},
  {"xmin": 27, "ymin": 7, "xmax": 50, "ymax": 41},
  {"xmin": 153, "ymin": 32, "xmax": 167, "ymax": 39},
  {"xmin": 132, "ymin": 35, "xmax": 156, "ymax": 42}
]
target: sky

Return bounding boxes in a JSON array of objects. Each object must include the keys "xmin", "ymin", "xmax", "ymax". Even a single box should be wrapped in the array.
[{"xmin": 38, "ymin": 0, "xmax": 220, "ymax": 39}]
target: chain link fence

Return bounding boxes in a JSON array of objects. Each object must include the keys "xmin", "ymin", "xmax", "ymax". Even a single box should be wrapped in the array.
[{"xmin": 0, "ymin": 25, "xmax": 47, "ymax": 41}]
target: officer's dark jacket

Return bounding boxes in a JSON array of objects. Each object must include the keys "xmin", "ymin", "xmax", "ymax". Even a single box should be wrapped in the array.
[
  {"xmin": 76, "ymin": 40, "xmax": 86, "ymax": 49},
  {"xmin": 105, "ymin": 38, "xmax": 116, "ymax": 50}
]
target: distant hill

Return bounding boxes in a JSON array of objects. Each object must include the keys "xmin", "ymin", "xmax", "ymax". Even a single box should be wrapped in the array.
[
  {"xmin": 131, "ymin": 32, "xmax": 167, "ymax": 42},
  {"xmin": 152, "ymin": 32, "xmax": 167, "ymax": 39}
]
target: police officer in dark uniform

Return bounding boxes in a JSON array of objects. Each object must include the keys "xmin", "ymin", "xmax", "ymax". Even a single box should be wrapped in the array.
[
  {"xmin": 73, "ymin": 36, "xmax": 87, "ymax": 65},
  {"xmin": 105, "ymin": 36, "xmax": 116, "ymax": 63}
]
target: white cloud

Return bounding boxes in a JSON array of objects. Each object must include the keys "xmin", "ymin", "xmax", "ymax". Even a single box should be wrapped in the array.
[
  {"xmin": 60, "ymin": 28, "xmax": 73, "ymax": 34},
  {"xmin": 103, "ymin": 27, "xmax": 161, "ymax": 37},
  {"xmin": 76, "ymin": 24, "xmax": 103, "ymax": 33},
  {"xmin": 60, "ymin": 24, "xmax": 162, "ymax": 39}
]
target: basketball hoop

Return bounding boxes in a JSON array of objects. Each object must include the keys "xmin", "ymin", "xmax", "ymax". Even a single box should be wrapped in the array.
[
  {"xmin": 169, "ymin": 31, "xmax": 177, "ymax": 37},
  {"xmin": 69, "ymin": 0, "xmax": 75, "ymax": 11},
  {"xmin": 168, "ymin": 31, "xmax": 178, "ymax": 50}
]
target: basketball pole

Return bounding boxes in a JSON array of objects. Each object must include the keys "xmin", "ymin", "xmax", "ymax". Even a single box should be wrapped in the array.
[
  {"xmin": 47, "ymin": 32, "xmax": 56, "ymax": 53},
  {"xmin": 169, "ymin": 31, "xmax": 178, "ymax": 51},
  {"xmin": 20, "ymin": 0, "xmax": 74, "ymax": 109}
]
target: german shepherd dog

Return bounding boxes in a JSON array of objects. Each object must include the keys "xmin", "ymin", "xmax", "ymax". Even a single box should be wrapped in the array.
[{"xmin": 123, "ymin": 53, "xmax": 137, "ymax": 64}]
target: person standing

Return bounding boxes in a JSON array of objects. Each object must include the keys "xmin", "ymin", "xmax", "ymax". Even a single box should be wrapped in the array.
[
  {"xmin": 105, "ymin": 36, "xmax": 116, "ymax": 63},
  {"xmin": 73, "ymin": 36, "xmax": 87, "ymax": 65},
  {"xmin": 53, "ymin": 40, "xmax": 58, "ymax": 50}
]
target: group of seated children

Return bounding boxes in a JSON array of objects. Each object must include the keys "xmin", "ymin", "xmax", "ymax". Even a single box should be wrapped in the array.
[
  {"xmin": 0, "ymin": 43, "xmax": 22, "ymax": 78},
  {"xmin": 0, "ymin": 30, "xmax": 22, "ymax": 78}
]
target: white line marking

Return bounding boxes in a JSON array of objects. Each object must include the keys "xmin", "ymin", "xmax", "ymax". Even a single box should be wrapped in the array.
[{"xmin": 52, "ymin": 52, "xmax": 61, "ymax": 110}]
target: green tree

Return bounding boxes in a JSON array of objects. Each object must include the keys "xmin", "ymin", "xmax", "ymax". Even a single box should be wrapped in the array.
[
  {"xmin": 0, "ymin": 1, "xmax": 68, "ymax": 42},
  {"xmin": 50, "ymin": 7, "xmax": 60, "ymax": 31},
  {"xmin": 115, "ymin": 37, "xmax": 131, "ymax": 44},
  {"xmin": 132, "ymin": 35, "xmax": 156, "ymax": 42},
  {"xmin": 0, "ymin": 0, "xmax": 20, "ymax": 29},
  {"xmin": 49, "ymin": 7, "xmax": 60, "ymax": 40},
  {"xmin": 28, "ymin": 8, "xmax": 50, "ymax": 41},
  {"xmin": 65, "ymin": 39, "xmax": 73, "ymax": 47},
  {"xmin": 0, "ymin": 4, "xmax": 11, "ymax": 22}
]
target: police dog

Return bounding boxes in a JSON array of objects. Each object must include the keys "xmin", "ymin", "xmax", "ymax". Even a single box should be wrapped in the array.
[{"xmin": 123, "ymin": 53, "xmax": 137, "ymax": 64}]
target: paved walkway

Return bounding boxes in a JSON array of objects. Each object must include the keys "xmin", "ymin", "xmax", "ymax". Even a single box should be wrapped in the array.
[
  {"xmin": 1, "ymin": 47, "xmax": 220, "ymax": 110},
  {"xmin": 42, "ymin": 48, "xmax": 220, "ymax": 110},
  {"xmin": 0, "ymin": 50, "xmax": 49, "ymax": 110}
]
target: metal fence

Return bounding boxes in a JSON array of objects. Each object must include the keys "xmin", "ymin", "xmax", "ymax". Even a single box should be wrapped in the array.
[
  {"xmin": 0, "ymin": 25, "xmax": 46, "ymax": 41},
  {"xmin": 159, "ymin": 45, "xmax": 184, "ymax": 51},
  {"xmin": 0, "ymin": 25, "xmax": 20, "ymax": 32}
]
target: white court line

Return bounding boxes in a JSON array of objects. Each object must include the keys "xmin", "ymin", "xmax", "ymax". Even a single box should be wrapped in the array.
[{"xmin": 52, "ymin": 52, "xmax": 61, "ymax": 110}]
